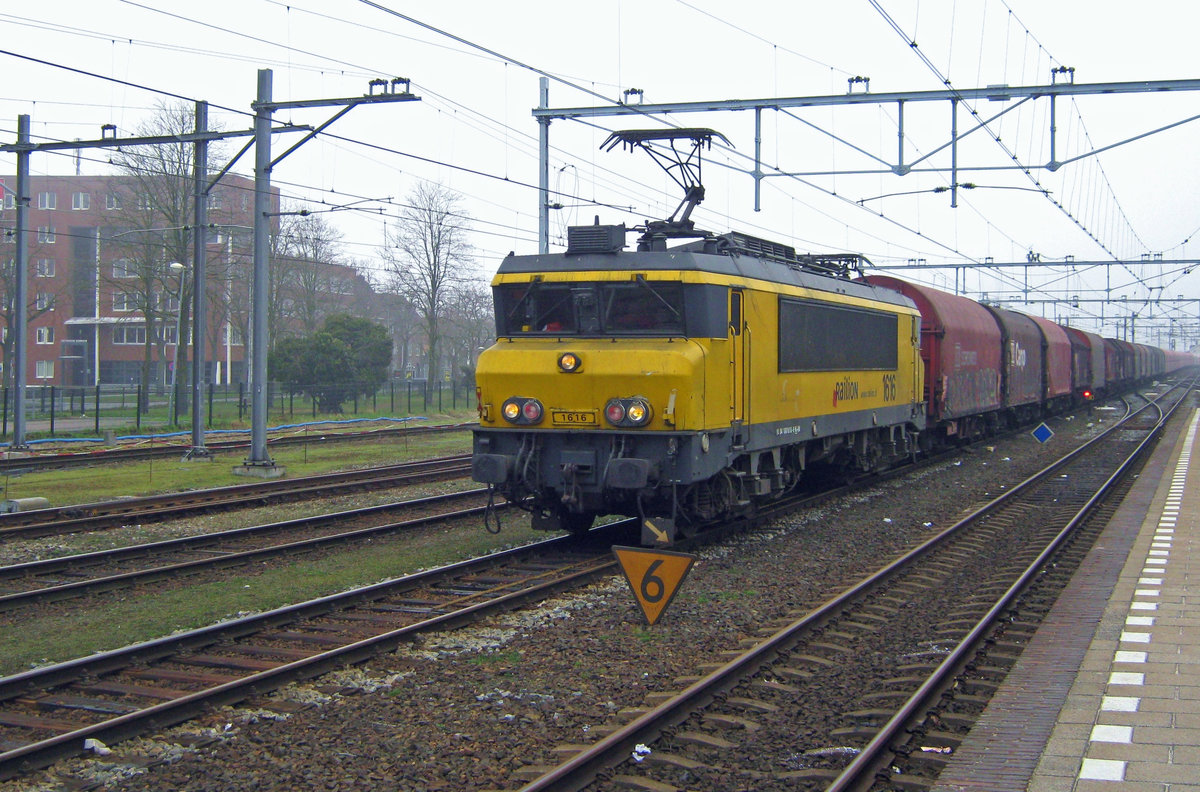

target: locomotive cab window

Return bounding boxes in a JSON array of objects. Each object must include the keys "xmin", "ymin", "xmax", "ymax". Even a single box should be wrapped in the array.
[
  {"xmin": 498, "ymin": 282, "xmax": 576, "ymax": 333},
  {"xmin": 495, "ymin": 280, "xmax": 687, "ymax": 336},
  {"xmin": 778, "ymin": 297, "xmax": 898, "ymax": 372},
  {"xmin": 600, "ymin": 280, "xmax": 683, "ymax": 334}
]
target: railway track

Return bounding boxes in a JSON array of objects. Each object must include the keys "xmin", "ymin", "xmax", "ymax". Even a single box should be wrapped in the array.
[
  {"xmin": 0, "ymin": 489, "xmax": 498, "ymax": 613},
  {"xmin": 0, "ymin": 387, "xmax": 1183, "ymax": 784},
  {"xmin": 513, "ymin": 384, "xmax": 1190, "ymax": 791},
  {"xmin": 0, "ymin": 526, "xmax": 626, "ymax": 780},
  {"xmin": 0, "ymin": 421, "xmax": 474, "ymax": 474},
  {"xmin": 0, "ymin": 453, "xmax": 472, "ymax": 541},
  {"xmin": 0, "ymin": 467, "xmax": 874, "ymax": 778},
  {"xmin": 0, "ymin": 410, "xmax": 997, "ymax": 616}
]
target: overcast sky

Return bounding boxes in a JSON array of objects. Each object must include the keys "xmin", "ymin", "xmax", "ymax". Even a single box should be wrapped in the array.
[{"xmin": 3, "ymin": 1, "xmax": 1198, "ymax": 342}]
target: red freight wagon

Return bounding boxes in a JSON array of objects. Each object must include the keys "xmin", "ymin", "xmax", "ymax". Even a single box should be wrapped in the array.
[
  {"xmin": 1104, "ymin": 339, "xmax": 1136, "ymax": 387},
  {"xmin": 861, "ymin": 276, "xmax": 1002, "ymax": 426},
  {"xmin": 983, "ymin": 306, "xmax": 1045, "ymax": 412},
  {"xmin": 1164, "ymin": 349, "xmax": 1195, "ymax": 373},
  {"xmin": 1063, "ymin": 326, "xmax": 1106, "ymax": 396},
  {"xmin": 1027, "ymin": 315, "xmax": 1073, "ymax": 402},
  {"xmin": 1148, "ymin": 347, "xmax": 1165, "ymax": 377},
  {"xmin": 1134, "ymin": 344, "xmax": 1153, "ymax": 379}
]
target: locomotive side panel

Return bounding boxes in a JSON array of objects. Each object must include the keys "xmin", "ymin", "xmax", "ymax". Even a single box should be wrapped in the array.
[{"xmin": 747, "ymin": 288, "xmax": 923, "ymax": 439}]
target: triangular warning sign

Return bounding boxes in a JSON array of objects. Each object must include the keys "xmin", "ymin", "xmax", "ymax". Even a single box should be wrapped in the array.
[{"xmin": 612, "ymin": 545, "xmax": 697, "ymax": 626}]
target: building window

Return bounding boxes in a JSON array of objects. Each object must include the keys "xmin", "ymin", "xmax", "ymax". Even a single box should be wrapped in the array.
[
  {"xmin": 35, "ymin": 326, "xmax": 54, "ymax": 344},
  {"xmin": 72, "ymin": 192, "xmax": 91, "ymax": 210},
  {"xmin": 38, "ymin": 226, "xmax": 55, "ymax": 243},
  {"xmin": 136, "ymin": 193, "xmax": 153, "ymax": 211},
  {"xmin": 34, "ymin": 258, "xmax": 55, "ymax": 278},
  {"xmin": 2, "ymin": 194, "xmax": 13, "ymax": 210},
  {"xmin": 37, "ymin": 192, "xmax": 56, "ymax": 210},
  {"xmin": 113, "ymin": 292, "xmax": 136, "ymax": 312},
  {"xmin": 34, "ymin": 292, "xmax": 51, "ymax": 311},
  {"xmin": 162, "ymin": 324, "xmax": 178, "ymax": 344},
  {"xmin": 112, "ymin": 325, "xmax": 147, "ymax": 345},
  {"xmin": 106, "ymin": 193, "xmax": 120, "ymax": 210},
  {"xmin": 112, "ymin": 258, "xmax": 136, "ymax": 278},
  {"xmin": 35, "ymin": 360, "xmax": 54, "ymax": 379},
  {"xmin": 221, "ymin": 325, "xmax": 245, "ymax": 346}
]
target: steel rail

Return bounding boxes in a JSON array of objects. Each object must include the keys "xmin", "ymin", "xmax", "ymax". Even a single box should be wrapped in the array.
[
  {"xmin": 0, "ymin": 422, "xmax": 476, "ymax": 474},
  {"xmin": 0, "ymin": 454, "xmax": 471, "ymax": 540},
  {"xmin": 516, "ymin": 385, "xmax": 1187, "ymax": 791},
  {"xmin": 825, "ymin": 384, "xmax": 1187, "ymax": 790},
  {"xmin": 0, "ymin": 525, "xmax": 631, "ymax": 780},
  {"xmin": 0, "ymin": 489, "xmax": 498, "ymax": 611}
]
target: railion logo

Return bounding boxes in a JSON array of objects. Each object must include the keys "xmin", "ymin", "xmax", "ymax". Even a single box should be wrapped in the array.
[
  {"xmin": 1009, "ymin": 339, "xmax": 1028, "ymax": 367},
  {"xmin": 833, "ymin": 377, "xmax": 859, "ymax": 406}
]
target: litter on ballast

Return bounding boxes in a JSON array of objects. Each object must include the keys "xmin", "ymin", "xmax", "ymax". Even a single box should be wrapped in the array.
[{"xmin": 83, "ymin": 738, "xmax": 112, "ymax": 755}]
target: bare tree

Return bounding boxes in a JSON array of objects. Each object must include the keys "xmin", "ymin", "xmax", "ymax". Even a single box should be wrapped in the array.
[
  {"xmin": 441, "ymin": 279, "xmax": 495, "ymax": 392},
  {"xmin": 371, "ymin": 290, "xmax": 421, "ymax": 377},
  {"xmin": 104, "ymin": 101, "xmax": 224, "ymax": 412},
  {"xmin": 275, "ymin": 210, "xmax": 346, "ymax": 336},
  {"xmin": 382, "ymin": 182, "xmax": 474, "ymax": 388}
]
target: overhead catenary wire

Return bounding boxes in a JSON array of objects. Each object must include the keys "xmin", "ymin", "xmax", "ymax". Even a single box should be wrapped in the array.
[
  {"xmin": 0, "ymin": 6, "xmax": 1030, "ymax": 270},
  {"xmin": 2, "ymin": 1, "xmax": 1195, "ymax": 327}
]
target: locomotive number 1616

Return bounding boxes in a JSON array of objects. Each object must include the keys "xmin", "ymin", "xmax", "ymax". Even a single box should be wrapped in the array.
[{"xmin": 552, "ymin": 411, "xmax": 598, "ymax": 426}]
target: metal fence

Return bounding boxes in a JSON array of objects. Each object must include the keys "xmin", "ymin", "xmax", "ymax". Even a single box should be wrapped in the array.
[{"xmin": 0, "ymin": 379, "xmax": 473, "ymax": 440}]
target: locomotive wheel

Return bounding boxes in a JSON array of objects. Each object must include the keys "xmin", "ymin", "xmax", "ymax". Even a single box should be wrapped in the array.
[
  {"xmin": 559, "ymin": 510, "xmax": 596, "ymax": 534},
  {"xmin": 685, "ymin": 471, "xmax": 735, "ymax": 522}
]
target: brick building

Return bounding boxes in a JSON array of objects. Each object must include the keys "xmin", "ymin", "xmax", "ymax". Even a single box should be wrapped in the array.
[{"xmin": 2, "ymin": 172, "xmax": 398, "ymax": 391}]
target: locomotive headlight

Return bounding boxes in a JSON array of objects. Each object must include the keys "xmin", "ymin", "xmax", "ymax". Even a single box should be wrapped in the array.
[
  {"xmin": 558, "ymin": 352, "xmax": 582, "ymax": 373},
  {"xmin": 501, "ymin": 397, "xmax": 544, "ymax": 425},
  {"xmin": 604, "ymin": 397, "xmax": 652, "ymax": 427},
  {"xmin": 626, "ymin": 399, "xmax": 650, "ymax": 425},
  {"xmin": 604, "ymin": 400, "xmax": 626, "ymax": 425}
]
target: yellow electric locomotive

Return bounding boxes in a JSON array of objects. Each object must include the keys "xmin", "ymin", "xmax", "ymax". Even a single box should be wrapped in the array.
[{"xmin": 472, "ymin": 129, "xmax": 925, "ymax": 544}]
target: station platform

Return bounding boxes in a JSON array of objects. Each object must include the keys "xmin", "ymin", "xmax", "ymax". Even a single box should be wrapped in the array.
[{"xmin": 932, "ymin": 403, "xmax": 1200, "ymax": 791}]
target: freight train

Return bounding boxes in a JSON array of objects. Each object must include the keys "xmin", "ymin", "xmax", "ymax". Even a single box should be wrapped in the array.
[{"xmin": 471, "ymin": 129, "xmax": 1195, "ymax": 545}]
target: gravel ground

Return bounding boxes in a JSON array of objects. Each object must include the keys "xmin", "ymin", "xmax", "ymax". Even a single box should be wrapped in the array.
[{"xmin": 8, "ymin": 408, "xmax": 1120, "ymax": 792}]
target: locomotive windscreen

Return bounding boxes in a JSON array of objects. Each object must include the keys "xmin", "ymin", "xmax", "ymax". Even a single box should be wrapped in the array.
[
  {"xmin": 495, "ymin": 280, "xmax": 688, "ymax": 336},
  {"xmin": 778, "ymin": 297, "xmax": 898, "ymax": 371}
]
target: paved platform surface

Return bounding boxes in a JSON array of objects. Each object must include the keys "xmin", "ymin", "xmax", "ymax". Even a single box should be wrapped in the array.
[{"xmin": 933, "ymin": 403, "xmax": 1200, "ymax": 792}]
